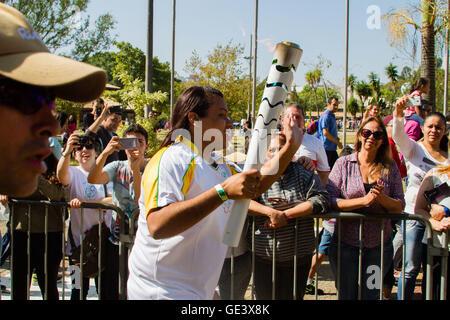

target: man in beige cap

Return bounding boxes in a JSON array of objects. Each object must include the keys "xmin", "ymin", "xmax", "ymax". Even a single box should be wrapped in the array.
[{"xmin": 0, "ymin": 3, "xmax": 107, "ymax": 197}]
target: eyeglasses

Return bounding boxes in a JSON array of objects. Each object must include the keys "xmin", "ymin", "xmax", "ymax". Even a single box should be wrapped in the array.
[
  {"xmin": 0, "ymin": 78, "xmax": 55, "ymax": 115},
  {"xmin": 75, "ymin": 144, "xmax": 94, "ymax": 152},
  {"xmin": 361, "ymin": 128, "xmax": 384, "ymax": 140}
]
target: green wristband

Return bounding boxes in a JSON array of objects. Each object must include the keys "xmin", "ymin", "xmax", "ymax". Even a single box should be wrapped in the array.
[{"xmin": 215, "ymin": 184, "xmax": 229, "ymax": 202}]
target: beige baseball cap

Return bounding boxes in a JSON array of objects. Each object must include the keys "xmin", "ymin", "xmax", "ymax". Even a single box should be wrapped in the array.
[{"xmin": 0, "ymin": 3, "xmax": 107, "ymax": 103}]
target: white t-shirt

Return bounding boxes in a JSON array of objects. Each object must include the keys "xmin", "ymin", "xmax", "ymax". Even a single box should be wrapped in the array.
[
  {"xmin": 393, "ymin": 116, "xmax": 449, "ymax": 214},
  {"xmin": 127, "ymin": 137, "xmax": 241, "ymax": 300},
  {"xmin": 66, "ymin": 166, "xmax": 112, "ymax": 255},
  {"xmin": 295, "ymin": 133, "xmax": 330, "ymax": 172}
]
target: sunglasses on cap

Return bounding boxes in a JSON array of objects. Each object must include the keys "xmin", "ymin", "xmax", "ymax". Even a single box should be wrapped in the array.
[
  {"xmin": 361, "ymin": 128, "xmax": 384, "ymax": 140},
  {"xmin": 0, "ymin": 78, "xmax": 55, "ymax": 115}
]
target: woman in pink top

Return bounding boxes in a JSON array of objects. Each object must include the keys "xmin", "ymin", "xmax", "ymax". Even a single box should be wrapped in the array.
[{"xmin": 326, "ymin": 116, "xmax": 405, "ymax": 300}]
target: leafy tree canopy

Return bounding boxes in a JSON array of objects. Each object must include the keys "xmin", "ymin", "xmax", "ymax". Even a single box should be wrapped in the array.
[
  {"xmin": 179, "ymin": 41, "xmax": 264, "ymax": 122},
  {"xmin": 1, "ymin": 0, "xmax": 117, "ymax": 61}
]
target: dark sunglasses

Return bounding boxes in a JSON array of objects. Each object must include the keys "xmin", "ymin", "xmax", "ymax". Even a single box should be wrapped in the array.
[
  {"xmin": 361, "ymin": 128, "xmax": 384, "ymax": 140},
  {"xmin": 0, "ymin": 78, "xmax": 55, "ymax": 115},
  {"xmin": 75, "ymin": 144, "xmax": 94, "ymax": 152}
]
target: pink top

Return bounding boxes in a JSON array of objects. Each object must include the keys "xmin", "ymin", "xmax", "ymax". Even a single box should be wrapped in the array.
[
  {"xmin": 326, "ymin": 153, "xmax": 405, "ymax": 248},
  {"xmin": 404, "ymin": 118, "xmax": 422, "ymax": 141}
]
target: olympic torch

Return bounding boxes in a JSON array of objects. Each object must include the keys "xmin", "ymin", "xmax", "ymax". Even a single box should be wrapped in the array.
[{"xmin": 223, "ymin": 41, "xmax": 303, "ymax": 247}]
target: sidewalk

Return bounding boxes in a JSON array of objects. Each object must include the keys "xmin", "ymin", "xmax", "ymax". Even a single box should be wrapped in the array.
[{"xmin": 0, "ymin": 257, "xmax": 100, "ymax": 300}]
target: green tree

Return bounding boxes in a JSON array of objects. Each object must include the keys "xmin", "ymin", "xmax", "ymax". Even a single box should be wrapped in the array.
[
  {"xmin": 180, "ymin": 41, "xmax": 257, "ymax": 121},
  {"xmin": 368, "ymin": 72, "xmax": 381, "ymax": 102},
  {"xmin": 347, "ymin": 97, "xmax": 360, "ymax": 118},
  {"xmin": 103, "ymin": 70, "xmax": 168, "ymax": 157},
  {"xmin": 383, "ymin": 0, "xmax": 449, "ymax": 108},
  {"xmin": 1, "ymin": 0, "xmax": 117, "ymax": 60},
  {"xmin": 86, "ymin": 42, "xmax": 173, "ymax": 116},
  {"xmin": 305, "ymin": 69, "xmax": 323, "ymax": 117},
  {"xmin": 385, "ymin": 63, "xmax": 399, "ymax": 95},
  {"xmin": 400, "ymin": 66, "xmax": 413, "ymax": 80},
  {"xmin": 355, "ymin": 81, "xmax": 373, "ymax": 117},
  {"xmin": 85, "ymin": 51, "xmax": 118, "ymax": 85},
  {"xmin": 348, "ymin": 74, "xmax": 357, "ymax": 98},
  {"xmin": 297, "ymin": 85, "xmax": 339, "ymax": 119}
]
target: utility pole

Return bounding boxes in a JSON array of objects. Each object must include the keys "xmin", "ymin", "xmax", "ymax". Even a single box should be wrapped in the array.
[
  {"xmin": 443, "ymin": 0, "xmax": 449, "ymax": 115},
  {"xmin": 251, "ymin": 0, "xmax": 258, "ymax": 126},
  {"xmin": 170, "ymin": 0, "xmax": 176, "ymax": 118},
  {"xmin": 244, "ymin": 34, "xmax": 253, "ymax": 120},
  {"xmin": 342, "ymin": 0, "xmax": 350, "ymax": 147},
  {"xmin": 145, "ymin": 0, "xmax": 154, "ymax": 119}
]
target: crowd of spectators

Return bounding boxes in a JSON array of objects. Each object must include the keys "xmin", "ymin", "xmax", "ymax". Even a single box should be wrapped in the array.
[{"xmin": 0, "ymin": 3, "xmax": 449, "ymax": 302}]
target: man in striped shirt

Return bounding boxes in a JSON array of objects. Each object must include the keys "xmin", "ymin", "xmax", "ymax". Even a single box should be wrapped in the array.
[{"xmin": 250, "ymin": 133, "xmax": 330, "ymax": 300}]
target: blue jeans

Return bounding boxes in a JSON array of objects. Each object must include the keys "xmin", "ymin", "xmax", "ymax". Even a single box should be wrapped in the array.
[
  {"xmin": 318, "ymin": 229, "xmax": 333, "ymax": 255},
  {"xmin": 397, "ymin": 220, "xmax": 425, "ymax": 300},
  {"xmin": 329, "ymin": 237, "xmax": 393, "ymax": 300}
]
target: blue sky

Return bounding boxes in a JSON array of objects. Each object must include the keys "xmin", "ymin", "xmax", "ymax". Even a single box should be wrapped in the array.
[{"xmin": 86, "ymin": 0, "xmax": 417, "ymax": 89}]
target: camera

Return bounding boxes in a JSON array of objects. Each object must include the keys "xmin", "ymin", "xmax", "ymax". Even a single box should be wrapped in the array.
[
  {"xmin": 109, "ymin": 105, "xmax": 123, "ymax": 115},
  {"xmin": 74, "ymin": 134, "xmax": 102, "ymax": 153},
  {"xmin": 424, "ymin": 182, "xmax": 450, "ymax": 204},
  {"xmin": 95, "ymin": 107, "xmax": 102, "ymax": 117}
]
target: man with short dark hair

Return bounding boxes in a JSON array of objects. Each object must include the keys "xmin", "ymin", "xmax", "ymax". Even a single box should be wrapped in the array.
[
  {"xmin": 317, "ymin": 97, "xmax": 342, "ymax": 169},
  {"xmin": 82, "ymin": 98, "xmax": 104, "ymax": 131},
  {"xmin": 85, "ymin": 104, "xmax": 126, "ymax": 164},
  {"xmin": 0, "ymin": 3, "xmax": 107, "ymax": 197}
]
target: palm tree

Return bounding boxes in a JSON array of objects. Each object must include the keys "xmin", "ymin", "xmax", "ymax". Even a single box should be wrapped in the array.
[
  {"xmin": 356, "ymin": 81, "xmax": 373, "ymax": 118},
  {"xmin": 385, "ymin": 63, "xmax": 399, "ymax": 95},
  {"xmin": 348, "ymin": 74, "xmax": 357, "ymax": 98},
  {"xmin": 368, "ymin": 72, "xmax": 381, "ymax": 102},
  {"xmin": 400, "ymin": 66, "xmax": 413, "ymax": 81},
  {"xmin": 305, "ymin": 69, "xmax": 322, "ymax": 117},
  {"xmin": 382, "ymin": 0, "xmax": 449, "ymax": 109}
]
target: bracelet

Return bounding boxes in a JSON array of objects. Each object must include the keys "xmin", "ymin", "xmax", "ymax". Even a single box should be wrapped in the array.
[
  {"xmin": 61, "ymin": 151, "xmax": 70, "ymax": 157},
  {"xmin": 444, "ymin": 205, "xmax": 450, "ymax": 218},
  {"xmin": 215, "ymin": 184, "xmax": 229, "ymax": 202}
]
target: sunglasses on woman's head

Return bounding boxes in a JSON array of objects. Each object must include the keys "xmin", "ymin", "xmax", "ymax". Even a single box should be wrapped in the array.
[
  {"xmin": 361, "ymin": 128, "xmax": 384, "ymax": 140},
  {"xmin": 0, "ymin": 78, "xmax": 55, "ymax": 115}
]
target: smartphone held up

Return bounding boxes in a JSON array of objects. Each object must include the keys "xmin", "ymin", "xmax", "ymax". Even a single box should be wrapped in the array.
[{"xmin": 119, "ymin": 137, "xmax": 138, "ymax": 150}]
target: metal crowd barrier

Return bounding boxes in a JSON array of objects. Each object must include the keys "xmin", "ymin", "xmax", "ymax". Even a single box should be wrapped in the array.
[
  {"xmin": 228, "ymin": 212, "xmax": 448, "ymax": 300},
  {"xmin": 1, "ymin": 201, "xmax": 448, "ymax": 301},
  {"xmin": 1, "ymin": 200, "xmax": 131, "ymax": 300}
]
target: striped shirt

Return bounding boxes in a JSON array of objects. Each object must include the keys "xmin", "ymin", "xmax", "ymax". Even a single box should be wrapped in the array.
[{"xmin": 251, "ymin": 162, "xmax": 330, "ymax": 262}]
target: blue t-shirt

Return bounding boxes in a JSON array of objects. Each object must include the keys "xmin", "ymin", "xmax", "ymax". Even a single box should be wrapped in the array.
[
  {"xmin": 318, "ymin": 109, "xmax": 338, "ymax": 151},
  {"xmin": 49, "ymin": 136, "xmax": 62, "ymax": 160}
]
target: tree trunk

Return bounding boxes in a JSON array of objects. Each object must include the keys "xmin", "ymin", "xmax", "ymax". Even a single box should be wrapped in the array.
[{"xmin": 421, "ymin": 0, "xmax": 436, "ymax": 109}]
